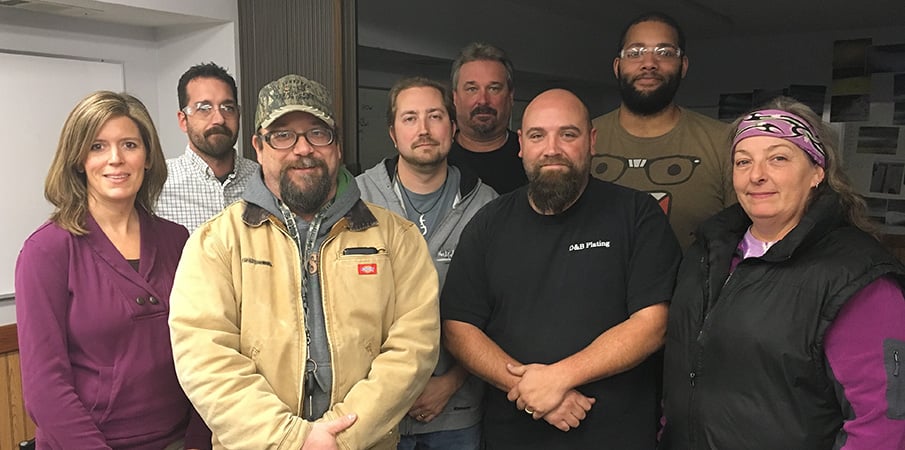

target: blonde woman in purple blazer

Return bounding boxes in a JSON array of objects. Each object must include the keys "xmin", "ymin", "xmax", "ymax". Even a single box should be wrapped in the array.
[{"xmin": 15, "ymin": 91, "xmax": 209, "ymax": 449}]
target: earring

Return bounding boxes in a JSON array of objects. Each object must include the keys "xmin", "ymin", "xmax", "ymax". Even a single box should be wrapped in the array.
[{"xmin": 814, "ymin": 182, "xmax": 820, "ymax": 189}]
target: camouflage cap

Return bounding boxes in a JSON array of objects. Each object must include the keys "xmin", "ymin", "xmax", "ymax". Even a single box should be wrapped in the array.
[{"xmin": 254, "ymin": 74, "xmax": 335, "ymax": 130}]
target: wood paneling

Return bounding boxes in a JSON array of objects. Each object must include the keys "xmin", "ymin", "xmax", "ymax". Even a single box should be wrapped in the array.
[
  {"xmin": 0, "ymin": 343, "xmax": 33, "ymax": 450},
  {"xmin": 237, "ymin": 0, "xmax": 358, "ymax": 170},
  {"xmin": 0, "ymin": 324, "xmax": 16, "ymax": 354}
]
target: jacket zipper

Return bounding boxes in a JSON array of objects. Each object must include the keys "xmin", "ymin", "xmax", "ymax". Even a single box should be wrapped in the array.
[{"xmin": 895, "ymin": 350, "xmax": 900, "ymax": 377}]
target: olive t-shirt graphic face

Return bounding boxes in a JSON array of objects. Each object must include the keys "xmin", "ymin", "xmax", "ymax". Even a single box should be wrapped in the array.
[
  {"xmin": 592, "ymin": 153, "xmax": 702, "ymax": 217},
  {"xmin": 591, "ymin": 108, "xmax": 735, "ymax": 249}
]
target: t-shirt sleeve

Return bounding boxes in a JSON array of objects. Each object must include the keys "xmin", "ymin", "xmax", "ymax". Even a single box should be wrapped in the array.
[
  {"xmin": 626, "ymin": 193, "xmax": 682, "ymax": 314},
  {"xmin": 440, "ymin": 207, "xmax": 492, "ymax": 328}
]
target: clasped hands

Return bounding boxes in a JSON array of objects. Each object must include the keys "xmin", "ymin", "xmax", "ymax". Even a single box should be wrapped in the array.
[{"xmin": 506, "ymin": 363, "xmax": 595, "ymax": 432}]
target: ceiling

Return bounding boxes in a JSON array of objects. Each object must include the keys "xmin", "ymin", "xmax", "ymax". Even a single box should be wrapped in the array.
[
  {"xmin": 5, "ymin": 0, "xmax": 902, "ymax": 95},
  {"xmin": 0, "ymin": 0, "xmax": 222, "ymax": 27},
  {"xmin": 358, "ymin": 0, "xmax": 905, "ymax": 93}
]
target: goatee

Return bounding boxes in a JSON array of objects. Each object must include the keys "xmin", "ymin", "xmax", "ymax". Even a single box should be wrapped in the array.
[
  {"xmin": 468, "ymin": 105, "xmax": 499, "ymax": 136},
  {"xmin": 280, "ymin": 156, "xmax": 333, "ymax": 216}
]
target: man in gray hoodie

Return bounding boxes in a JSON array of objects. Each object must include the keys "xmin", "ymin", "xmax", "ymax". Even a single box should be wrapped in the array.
[{"xmin": 357, "ymin": 76, "xmax": 497, "ymax": 449}]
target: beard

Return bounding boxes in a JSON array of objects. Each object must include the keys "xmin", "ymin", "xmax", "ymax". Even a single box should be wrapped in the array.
[
  {"xmin": 466, "ymin": 105, "xmax": 500, "ymax": 136},
  {"xmin": 526, "ymin": 155, "xmax": 588, "ymax": 214},
  {"xmin": 618, "ymin": 69, "xmax": 682, "ymax": 116},
  {"xmin": 188, "ymin": 124, "xmax": 238, "ymax": 159},
  {"xmin": 280, "ymin": 156, "xmax": 334, "ymax": 216}
]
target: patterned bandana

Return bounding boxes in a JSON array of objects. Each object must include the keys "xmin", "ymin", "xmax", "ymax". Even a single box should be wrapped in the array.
[{"xmin": 731, "ymin": 109, "xmax": 826, "ymax": 167}]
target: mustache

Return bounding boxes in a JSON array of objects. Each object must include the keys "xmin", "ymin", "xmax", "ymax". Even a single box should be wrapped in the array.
[
  {"xmin": 470, "ymin": 105, "xmax": 497, "ymax": 118},
  {"xmin": 538, "ymin": 155, "xmax": 574, "ymax": 168},
  {"xmin": 412, "ymin": 137, "xmax": 440, "ymax": 148},
  {"xmin": 289, "ymin": 156, "xmax": 326, "ymax": 170},
  {"xmin": 204, "ymin": 125, "xmax": 232, "ymax": 137},
  {"xmin": 632, "ymin": 73, "xmax": 665, "ymax": 83}
]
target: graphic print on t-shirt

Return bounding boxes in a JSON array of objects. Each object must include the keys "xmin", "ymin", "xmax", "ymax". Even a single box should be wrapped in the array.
[{"xmin": 591, "ymin": 153, "xmax": 701, "ymax": 217}]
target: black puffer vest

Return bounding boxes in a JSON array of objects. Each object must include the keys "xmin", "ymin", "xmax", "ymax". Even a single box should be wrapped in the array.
[{"xmin": 661, "ymin": 192, "xmax": 905, "ymax": 449}]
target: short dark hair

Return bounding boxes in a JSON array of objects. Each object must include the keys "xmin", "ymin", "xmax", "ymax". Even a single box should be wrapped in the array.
[
  {"xmin": 177, "ymin": 62, "xmax": 238, "ymax": 109},
  {"xmin": 450, "ymin": 42, "xmax": 515, "ymax": 91},
  {"xmin": 616, "ymin": 11, "xmax": 687, "ymax": 57},
  {"xmin": 386, "ymin": 77, "xmax": 456, "ymax": 128}
]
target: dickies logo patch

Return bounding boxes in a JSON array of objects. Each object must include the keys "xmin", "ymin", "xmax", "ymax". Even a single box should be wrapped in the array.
[{"xmin": 358, "ymin": 263, "xmax": 377, "ymax": 275}]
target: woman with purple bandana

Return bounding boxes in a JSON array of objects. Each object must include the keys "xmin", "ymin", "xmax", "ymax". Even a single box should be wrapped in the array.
[{"xmin": 660, "ymin": 97, "xmax": 905, "ymax": 449}]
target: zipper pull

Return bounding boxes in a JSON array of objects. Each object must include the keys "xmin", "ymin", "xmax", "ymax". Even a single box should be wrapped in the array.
[
  {"xmin": 895, "ymin": 350, "xmax": 900, "ymax": 377},
  {"xmin": 305, "ymin": 370, "xmax": 316, "ymax": 418}
]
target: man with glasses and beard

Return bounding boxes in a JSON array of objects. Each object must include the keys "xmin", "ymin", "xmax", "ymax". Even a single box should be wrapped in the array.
[
  {"xmin": 448, "ymin": 42, "xmax": 527, "ymax": 194},
  {"xmin": 592, "ymin": 12, "xmax": 734, "ymax": 249},
  {"xmin": 441, "ymin": 89, "xmax": 681, "ymax": 449},
  {"xmin": 157, "ymin": 62, "xmax": 259, "ymax": 232},
  {"xmin": 169, "ymin": 74, "xmax": 441, "ymax": 449}
]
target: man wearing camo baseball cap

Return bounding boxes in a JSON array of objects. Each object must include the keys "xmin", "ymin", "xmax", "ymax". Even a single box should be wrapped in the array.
[{"xmin": 170, "ymin": 73, "xmax": 441, "ymax": 449}]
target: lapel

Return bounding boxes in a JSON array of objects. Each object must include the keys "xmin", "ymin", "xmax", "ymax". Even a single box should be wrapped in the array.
[{"xmin": 83, "ymin": 208, "xmax": 159, "ymax": 297}]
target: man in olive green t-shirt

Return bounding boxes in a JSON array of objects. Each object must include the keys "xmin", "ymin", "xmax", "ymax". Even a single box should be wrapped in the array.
[{"xmin": 593, "ymin": 11, "xmax": 735, "ymax": 249}]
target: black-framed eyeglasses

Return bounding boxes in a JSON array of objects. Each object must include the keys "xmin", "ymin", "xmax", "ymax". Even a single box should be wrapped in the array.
[
  {"xmin": 181, "ymin": 101, "xmax": 239, "ymax": 118},
  {"xmin": 592, "ymin": 154, "xmax": 701, "ymax": 185},
  {"xmin": 619, "ymin": 46, "xmax": 683, "ymax": 60},
  {"xmin": 261, "ymin": 127, "xmax": 335, "ymax": 149}
]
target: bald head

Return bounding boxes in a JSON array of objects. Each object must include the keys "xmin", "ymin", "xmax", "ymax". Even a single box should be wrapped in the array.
[
  {"xmin": 518, "ymin": 89, "xmax": 596, "ymax": 215},
  {"xmin": 522, "ymin": 89, "xmax": 592, "ymax": 132}
]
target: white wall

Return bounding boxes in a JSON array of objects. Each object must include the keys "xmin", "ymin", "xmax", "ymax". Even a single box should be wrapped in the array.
[
  {"xmin": 0, "ymin": 1, "xmax": 238, "ymax": 325},
  {"xmin": 156, "ymin": 22, "xmax": 241, "ymax": 156}
]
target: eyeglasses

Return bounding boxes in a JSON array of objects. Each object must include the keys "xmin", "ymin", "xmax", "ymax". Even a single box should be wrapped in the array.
[
  {"xmin": 261, "ymin": 127, "xmax": 335, "ymax": 149},
  {"xmin": 619, "ymin": 46, "xmax": 683, "ymax": 60},
  {"xmin": 182, "ymin": 102, "xmax": 239, "ymax": 118},
  {"xmin": 592, "ymin": 154, "xmax": 700, "ymax": 185}
]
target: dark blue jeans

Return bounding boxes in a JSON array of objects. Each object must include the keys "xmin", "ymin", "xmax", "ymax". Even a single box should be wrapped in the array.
[{"xmin": 397, "ymin": 424, "xmax": 481, "ymax": 450}]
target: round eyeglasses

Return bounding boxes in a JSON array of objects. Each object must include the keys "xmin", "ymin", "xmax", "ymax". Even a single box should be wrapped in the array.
[
  {"xmin": 261, "ymin": 127, "xmax": 335, "ymax": 149},
  {"xmin": 592, "ymin": 154, "xmax": 701, "ymax": 186}
]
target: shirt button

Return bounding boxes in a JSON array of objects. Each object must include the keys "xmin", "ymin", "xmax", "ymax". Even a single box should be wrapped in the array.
[
  {"xmin": 135, "ymin": 297, "xmax": 145, "ymax": 305},
  {"xmin": 148, "ymin": 296, "xmax": 159, "ymax": 305}
]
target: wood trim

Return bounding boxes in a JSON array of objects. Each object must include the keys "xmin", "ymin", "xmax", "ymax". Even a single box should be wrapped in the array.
[{"xmin": 0, "ymin": 324, "xmax": 17, "ymax": 354}]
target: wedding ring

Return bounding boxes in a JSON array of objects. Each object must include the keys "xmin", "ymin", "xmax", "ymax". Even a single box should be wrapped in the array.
[
  {"xmin": 525, "ymin": 408, "xmax": 534, "ymax": 415},
  {"xmin": 418, "ymin": 414, "xmax": 426, "ymax": 419}
]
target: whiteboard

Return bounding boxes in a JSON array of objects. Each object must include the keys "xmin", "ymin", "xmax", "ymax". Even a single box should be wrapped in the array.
[{"xmin": 0, "ymin": 51, "xmax": 124, "ymax": 299}]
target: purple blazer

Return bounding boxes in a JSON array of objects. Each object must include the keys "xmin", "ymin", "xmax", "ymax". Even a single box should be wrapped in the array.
[{"xmin": 15, "ymin": 208, "xmax": 203, "ymax": 449}]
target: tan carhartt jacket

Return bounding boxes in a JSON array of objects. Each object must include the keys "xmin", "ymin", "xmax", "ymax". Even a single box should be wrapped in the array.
[{"xmin": 170, "ymin": 198, "xmax": 440, "ymax": 450}]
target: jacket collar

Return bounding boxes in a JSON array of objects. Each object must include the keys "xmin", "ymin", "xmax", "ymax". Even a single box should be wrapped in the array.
[
  {"xmin": 242, "ymin": 198, "xmax": 377, "ymax": 231},
  {"xmin": 697, "ymin": 191, "xmax": 846, "ymax": 262}
]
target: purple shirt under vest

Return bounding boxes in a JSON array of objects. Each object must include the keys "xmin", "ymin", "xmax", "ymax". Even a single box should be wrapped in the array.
[{"xmin": 734, "ymin": 230, "xmax": 905, "ymax": 448}]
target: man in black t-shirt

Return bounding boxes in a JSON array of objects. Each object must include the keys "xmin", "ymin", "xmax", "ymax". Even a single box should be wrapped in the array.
[
  {"xmin": 448, "ymin": 42, "xmax": 527, "ymax": 194},
  {"xmin": 441, "ymin": 89, "xmax": 681, "ymax": 449}
]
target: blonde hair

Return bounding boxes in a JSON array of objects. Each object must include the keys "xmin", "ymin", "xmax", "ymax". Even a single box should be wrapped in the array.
[
  {"xmin": 729, "ymin": 96, "xmax": 875, "ymax": 235},
  {"xmin": 45, "ymin": 91, "xmax": 167, "ymax": 235}
]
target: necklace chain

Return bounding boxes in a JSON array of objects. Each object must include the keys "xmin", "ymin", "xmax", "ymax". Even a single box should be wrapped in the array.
[{"xmin": 396, "ymin": 167, "xmax": 448, "ymax": 235}]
